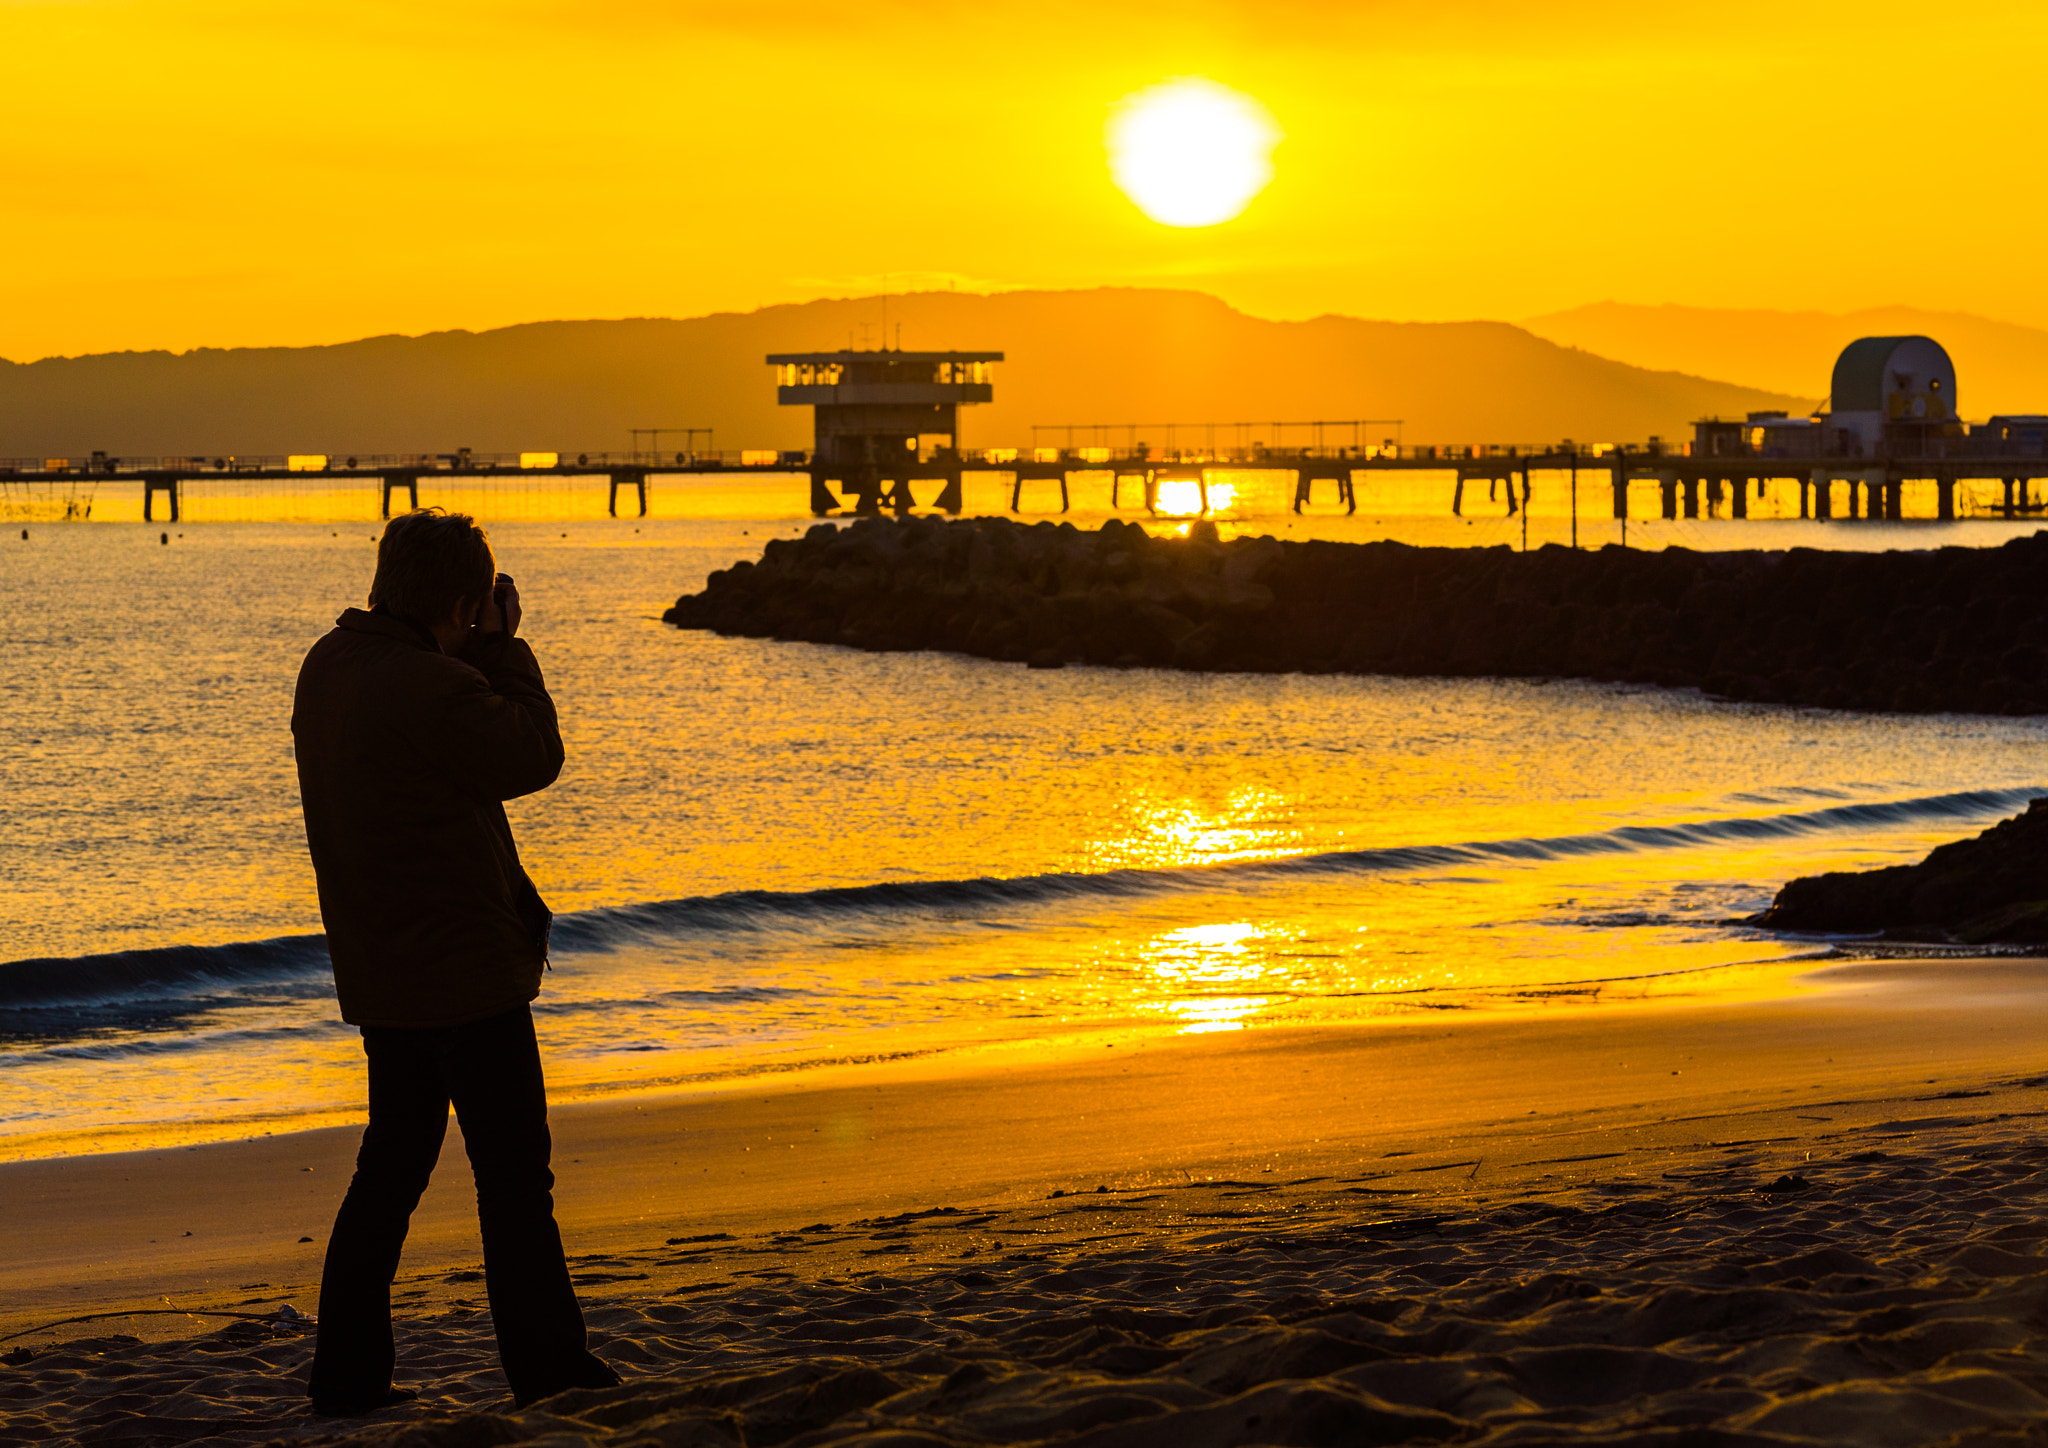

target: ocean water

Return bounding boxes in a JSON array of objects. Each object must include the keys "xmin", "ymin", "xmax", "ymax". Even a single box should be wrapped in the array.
[{"xmin": 4, "ymin": 484, "xmax": 2047, "ymax": 1159}]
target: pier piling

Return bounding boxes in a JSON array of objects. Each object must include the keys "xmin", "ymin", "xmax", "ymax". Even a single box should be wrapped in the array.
[
  {"xmin": 606, "ymin": 475, "xmax": 648, "ymax": 518},
  {"xmin": 141, "ymin": 478, "xmax": 180, "ymax": 523},
  {"xmin": 380, "ymin": 475, "xmax": 418, "ymax": 519}
]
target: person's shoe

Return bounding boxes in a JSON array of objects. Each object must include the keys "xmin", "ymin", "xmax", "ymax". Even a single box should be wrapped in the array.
[
  {"xmin": 513, "ymin": 1355, "xmax": 621, "ymax": 1408},
  {"xmin": 310, "ymin": 1386, "xmax": 419, "ymax": 1417}
]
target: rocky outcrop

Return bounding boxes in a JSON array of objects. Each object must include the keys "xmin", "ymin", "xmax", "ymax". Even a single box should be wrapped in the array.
[
  {"xmin": 1757, "ymin": 799, "xmax": 2048, "ymax": 942},
  {"xmin": 663, "ymin": 516, "xmax": 2048, "ymax": 714}
]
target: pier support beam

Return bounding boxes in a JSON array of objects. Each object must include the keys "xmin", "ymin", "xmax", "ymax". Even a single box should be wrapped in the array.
[
  {"xmin": 1938, "ymin": 472, "xmax": 1956, "ymax": 521},
  {"xmin": 1294, "ymin": 470, "xmax": 1357, "ymax": 515},
  {"xmin": 607, "ymin": 474, "xmax": 647, "ymax": 518},
  {"xmin": 876, "ymin": 478, "xmax": 915, "ymax": 515},
  {"xmin": 1832, "ymin": 469, "xmax": 1887, "ymax": 520},
  {"xmin": 1006, "ymin": 472, "xmax": 1069, "ymax": 513},
  {"xmin": 380, "ymin": 474, "xmax": 418, "ymax": 519},
  {"xmin": 1610, "ymin": 465, "xmax": 1628, "ymax": 520},
  {"xmin": 1729, "ymin": 475, "xmax": 1748, "ymax": 520},
  {"xmin": 809, "ymin": 472, "xmax": 840, "ymax": 515},
  {"xmin": 1659, "ymin": 472, "xmax": 1678, "ymax": 519},
  {"xmin": 933, "ymin": 471, "xmax": 964, "ymax": 514},
  {"xmin": 142, "ymin": 478, "xmax": 180, "ymax": 523}
]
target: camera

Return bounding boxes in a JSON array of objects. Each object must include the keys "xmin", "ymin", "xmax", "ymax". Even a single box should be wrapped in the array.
[{"xmin": 482, "ymin": 572, "xmax": 513, "ymax": 630}]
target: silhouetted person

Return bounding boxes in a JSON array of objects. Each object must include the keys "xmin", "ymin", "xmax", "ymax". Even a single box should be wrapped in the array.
[{"xmin": 292, "ymin": 508, "xmax": 618, "ymax": 1415}]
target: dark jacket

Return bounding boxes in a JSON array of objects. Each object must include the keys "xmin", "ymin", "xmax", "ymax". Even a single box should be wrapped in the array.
[{"xmin": 292, "ymin": 608, "xmax": 564, "ymax": 1028}]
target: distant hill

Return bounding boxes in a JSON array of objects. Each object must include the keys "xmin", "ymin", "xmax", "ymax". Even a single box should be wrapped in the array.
[
  {"xmin": 0, "ymin": 289, "xmax": 1807, "ymax": 457},
  {"xmin": 1524, "ymin": 302, "xmax": 2048, "ymax": 419}
]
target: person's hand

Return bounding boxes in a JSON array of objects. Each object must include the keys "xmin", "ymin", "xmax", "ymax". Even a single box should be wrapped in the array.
[{"xmin": 477, "ymin": 574, "xmax": 522, "ymax": 638}]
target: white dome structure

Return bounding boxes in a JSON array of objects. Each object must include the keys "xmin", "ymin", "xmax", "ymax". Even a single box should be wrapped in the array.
[{"xmin": 1829, "ymin": 336, "xmax": 1958, "ymax": 457}]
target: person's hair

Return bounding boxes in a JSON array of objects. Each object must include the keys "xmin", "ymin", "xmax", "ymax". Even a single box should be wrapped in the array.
[{"xmin": 367, "ymin": 509, "xmax": 495, "ymax": 625}]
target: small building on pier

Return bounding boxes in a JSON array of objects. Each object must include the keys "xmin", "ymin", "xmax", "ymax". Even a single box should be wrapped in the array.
[
  {"xmin": 1692, "ymin": 411, "xmax": 1838, "ymax": 460},
  {"xmin": 1975, "ymin": 415, "xmax": 2048, "ymax": 458},
  {"xmin": 769, "ymin": 349, "xmax": 1002, "ymax": 513}
]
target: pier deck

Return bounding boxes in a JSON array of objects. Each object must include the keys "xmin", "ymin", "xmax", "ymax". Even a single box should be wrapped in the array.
[
  {"xmin": 0, "ymin": 451, "xmax": 805, "ymax": 521},
  {"xmin": 9, "ymin": 445, "xmax": 2048, "ymax": 524}
]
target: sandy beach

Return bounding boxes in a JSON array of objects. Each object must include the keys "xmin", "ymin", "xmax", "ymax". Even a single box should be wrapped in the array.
[{"xmin": 8, "ymin": 956, "xmax": 2048, "ymax": 1445}]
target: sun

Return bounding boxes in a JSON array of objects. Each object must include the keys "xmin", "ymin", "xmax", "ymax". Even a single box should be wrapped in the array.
[{"xmin": 1106, "ymin": 78, "xmax": 1283, "ymax": 228}]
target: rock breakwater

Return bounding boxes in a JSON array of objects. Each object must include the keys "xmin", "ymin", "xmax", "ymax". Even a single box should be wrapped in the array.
[
  {"xmin": 1759, "ymin": 798, "xmax": 2048, "ymax": 943},
  {"xmin": 664, "ymin": 517, "xmax": 2048, "ymax": 714}
]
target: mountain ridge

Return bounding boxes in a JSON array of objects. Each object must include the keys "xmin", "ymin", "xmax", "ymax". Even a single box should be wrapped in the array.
[{"xmin": 0, "ymin": 289, "xmax": 1807, "ymax": 456}]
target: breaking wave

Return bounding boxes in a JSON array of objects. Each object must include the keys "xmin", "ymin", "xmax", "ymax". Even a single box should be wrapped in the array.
[{"xmin": 3, "ymin": 785, "xmax": 2034, "ymax": 1029}]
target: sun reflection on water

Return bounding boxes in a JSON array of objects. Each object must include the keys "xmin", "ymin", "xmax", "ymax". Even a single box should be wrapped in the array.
[
  {"xmin": 1132, "ymin": 921, "xmax": 1275, "ymax": 1032},
  {"xmin": 1087, "ymin": 786, "xmax": 1305, "ymax": 870}
]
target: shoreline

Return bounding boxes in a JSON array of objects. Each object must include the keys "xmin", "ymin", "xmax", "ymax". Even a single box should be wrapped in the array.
[
  {"xmin": 0, "ymin": 943, "xmax": 1835, "ymax": 1166},
  {"xmin": 8, "ymin": 954, "xmax": 2048, "ymax": 1339}
]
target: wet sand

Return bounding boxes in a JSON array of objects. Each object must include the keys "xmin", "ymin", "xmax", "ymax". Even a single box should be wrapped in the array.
[{"xmin": 9, "ymin": 957, "xmax": 2048, "ymax": 1445}]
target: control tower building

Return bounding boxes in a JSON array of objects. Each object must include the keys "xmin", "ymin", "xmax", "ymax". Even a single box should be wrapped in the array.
[{"xmin": 768, "ymin": 349, "xmax": 1002, "ymax": 515}]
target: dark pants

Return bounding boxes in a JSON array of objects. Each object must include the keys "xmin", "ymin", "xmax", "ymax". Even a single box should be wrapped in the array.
[{"xmin": 309, "ymin": 1003, "xmax": 609, "ymax": 1409}]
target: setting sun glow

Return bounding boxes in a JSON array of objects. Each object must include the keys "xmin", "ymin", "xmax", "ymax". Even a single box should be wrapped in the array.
[{"xmin": 1106, "ymin": 78, "xmax": 1282, "ymax": 229}]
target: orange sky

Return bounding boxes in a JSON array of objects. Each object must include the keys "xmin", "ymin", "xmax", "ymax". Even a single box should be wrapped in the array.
[{"xmin": 5, "ymin": 0, "xmax": 2045, "ymax": 361}]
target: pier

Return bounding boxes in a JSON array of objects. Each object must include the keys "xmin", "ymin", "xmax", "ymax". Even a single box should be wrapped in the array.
[
  {"xmin": 9, "ymin": 442, "xmax": 2048, "ymax": 527},
  {"xmin": 766, "ymin": 337, "xmax": 2048, "ymax": 523},
  {"xmin": 0, "ymin": 448, "xmax": 806, "ymax": 522},
  {"xmin": 982, "ymin": 442, "xmax": 2048, "ymax": 522},
  {"xmin": 794, "ymin": 440, "xmax": 2048, "ymax": 525},
  {"xmin": 12, "ymin": 334, "xmax": 2048, "ymax": 529}
]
